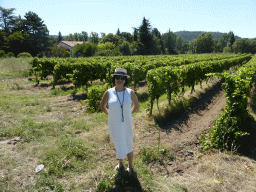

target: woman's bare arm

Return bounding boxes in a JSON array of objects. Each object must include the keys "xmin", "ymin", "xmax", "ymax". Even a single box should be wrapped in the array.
[
  {"xmin": 131, "ymin": 90, "xmax": 140, "ymax": 114},
  {"xmin": 100, "ymin": 90, "xmax": 109, "ymax": 115}
]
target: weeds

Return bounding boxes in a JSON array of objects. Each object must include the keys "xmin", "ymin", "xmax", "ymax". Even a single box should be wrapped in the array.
[{"xmin": 33, "ymin": 174, "xmax": 64, "ymax": 191}]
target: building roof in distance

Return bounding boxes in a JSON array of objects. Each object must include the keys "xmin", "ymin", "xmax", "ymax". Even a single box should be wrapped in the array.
[{"xmin": 59, "ymin": 41, "xmax": 85, "ymax": 47}]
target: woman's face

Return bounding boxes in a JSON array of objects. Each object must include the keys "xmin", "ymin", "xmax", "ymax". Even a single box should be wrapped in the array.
[{"xmin": 115, "ymin": 75, "xmax": 126, "ymax": 86}]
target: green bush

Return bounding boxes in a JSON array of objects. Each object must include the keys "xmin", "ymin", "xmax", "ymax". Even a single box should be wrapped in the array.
[
  {"xmin": 85, "ymin": 84, "xmax": 109, "ymax": 113},
  {"xmin": 97, "ymin": 42, "xmax": 116, "ymax": 51},
  {"xmin": 223, "ymin": 46, "xmax": 233, "ymax": 53},
  {"xmin": 37, "ymin": 52, "xmax": 43, "ymax": 58},
  {"xmin": 62, "ymin": 51, "xmax": 71, "ymax": 58},
  {"xmin": 73, "ymin": 42, "xmax": 97, "ymax": 57},
  {"xmin": 6, "ymin": 52, "xmax": 14, "ymax": 57},
  {"xmin": 17, "ymin": 52, "xmax": 32, "ymax": 58},
  {"xmin": 119, "ymin": 40, "xmax": 131, "ymax": 55},
  {"xmin": 0, "ymin": 50, "xmax": 5, "ymax": 57}
]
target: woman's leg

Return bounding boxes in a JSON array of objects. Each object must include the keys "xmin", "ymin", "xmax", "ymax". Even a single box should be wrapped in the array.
[
  {"xmin": 127, "ymin": 151, "xmax": 133, "ymax": 168},
  {"xmin": 119, "ymin": 158, "xmax": 124, "ymax": 165}
]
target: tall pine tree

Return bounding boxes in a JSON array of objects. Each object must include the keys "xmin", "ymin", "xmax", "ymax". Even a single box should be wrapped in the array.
[
  {"xmin": 139, "ymin": 17, "xmax": 153, "ymax": 55},
  {"xmin": 58, "ymin": 31, "xmax": 62, "ymax": 43},
  {"xmin": 23, "ymin": 11, "xmax": 49, "ymax": 56},
  {"xmin": 116, "ymin": 28, "xmax": 121, "ymax": 36},
  {"xmin": 0, "ymin": 7, "xmax": 17, "ymax": 34}
]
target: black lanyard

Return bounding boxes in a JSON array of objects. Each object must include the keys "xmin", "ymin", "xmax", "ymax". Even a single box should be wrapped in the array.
[{"xmin": 116, "ymin": 89, "xmax": 125, "ymax": 122}]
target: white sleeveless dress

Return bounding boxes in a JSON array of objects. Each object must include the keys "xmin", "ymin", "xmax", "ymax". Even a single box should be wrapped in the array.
[{"xmin": 108, "ymin": 87, "xmax": 133, "ymax": 159}]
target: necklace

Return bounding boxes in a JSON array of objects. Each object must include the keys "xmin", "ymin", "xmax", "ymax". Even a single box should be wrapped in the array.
[{"xmin": 115, "ymin": 88, "xmax": 125, "ymax": 122}]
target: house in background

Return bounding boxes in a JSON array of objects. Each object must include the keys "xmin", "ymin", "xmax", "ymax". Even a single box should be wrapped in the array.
[
  {"xmin": 57, "ymin": 41, "xmax": 85, "ymax": 54},
  {"xmin": 43, "ymin": 41, "xmax": 87, "ymax": 57}
]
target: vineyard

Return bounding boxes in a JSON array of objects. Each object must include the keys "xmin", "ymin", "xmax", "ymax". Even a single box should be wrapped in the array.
[
  {"xmin": 28, "ymin": 52, "xmax": 256, "ymax": 152},
  {"xmin": 1, "ymin": 53, "xmax": 256, "ymax": 191},
  {"xmin": 29, "ymin": 53, "xmax": 251, "ymax": 114}
]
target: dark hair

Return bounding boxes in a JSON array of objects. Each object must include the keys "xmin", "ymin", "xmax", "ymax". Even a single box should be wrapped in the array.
[{"xmin": 112, "ymin": 75, "xmax": 128, "ymax": 87}]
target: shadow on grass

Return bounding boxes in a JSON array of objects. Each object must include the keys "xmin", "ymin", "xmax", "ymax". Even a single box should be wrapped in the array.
[
  {"xmin": 237, "ymin": 82, "xmax": 256, "ymax": 161},
  {"xmin": 70, "ymin": 93, "xmax": 87, "ymax": 101},
  {"xmin": 103, "ymin": 169, "xmax": 148, "ymax": 192},
  {"xmin": 137, "ymin": 92, "xmax": 149, "ymax": 102},
  {"xmin": 236, "ymin": 120, "xmax": 256, "ymax": 161},
  {"xmin": 154, "ymin": 79, "xmax": 225, "ymax": 133}
]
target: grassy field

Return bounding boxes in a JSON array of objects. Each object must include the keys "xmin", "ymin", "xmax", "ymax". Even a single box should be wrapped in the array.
[{"xmin": 0, "ymin": 57, "xmax": 256, "ymax": 191}]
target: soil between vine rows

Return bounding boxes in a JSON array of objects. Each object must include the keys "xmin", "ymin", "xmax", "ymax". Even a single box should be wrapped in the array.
[{"xmin": 132, "ymin": 78, "xmax": 227, "ymax": 177}]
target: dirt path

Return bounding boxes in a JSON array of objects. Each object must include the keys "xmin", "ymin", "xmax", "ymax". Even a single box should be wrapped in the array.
[
  {"xmin": 133, "ymin": 79, "xmax": 227, "ymax": 176},
  {"xmin": 163, "ymin": 79, "xmax": 225, "ymax": 145}
]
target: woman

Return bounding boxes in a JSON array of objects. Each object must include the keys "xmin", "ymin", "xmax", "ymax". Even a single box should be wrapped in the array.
[{"xmin": 100, "ymin": 68, "xmax": 140, "ymax": 174}]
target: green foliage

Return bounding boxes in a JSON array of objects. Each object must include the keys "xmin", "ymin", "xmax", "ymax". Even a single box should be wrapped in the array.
[
  {"xmin": 73, "ymin": 42, "xmax": 97, "ymax": 57},
  {"xmin": 23, "ymin": 11, "xmax": 50, "ymax": 56},
  {"xmin": 6, "ymin": 52, "xmax": 14, "ymax": 57},
  {"xmin": 139, "ymin": 17, "xmax": 153, "ymax": 55},
  {"xmin": 34, "ymin": 175, "xmax": 64, "ymax": 191},
  {"xmin": 99, "ymin": 33, "xmax": 122, "ymax": 46},
  {"xmin": 130, "ymin": 41, "xmax": 145, "ymax": 55},
  {"xmin": 146, "ymin": 54, "xmax": 251, "ymax": 114},
  {"xmin": 140, "ymin": 146, "xmax": 175, "ymax": 164},
  {"xmin": 97, "ymin": 42, "xmax": 116, "ymax": 51},
  {"xmin": 62, "ymin": 51, "xmax": 71, "ymax": 58},
  {"xmin": 195, "ymin": 33, "xmax": 214, "ymax": 53},
  {"xmin": 50, "ymin": 44, "xmax": 68, "ymax": 57},
  {"xmin": 201, "ymin": 56, "xmax": 256, "ymax": 150},
  {"xmin": 119, "ymin": 40, "xmax": 131, "ymax": 55},
  {"xmin": 85, "ymin": 83, "xmax": 109, "ymax": 113},
  {"xmin": 0, "ymin": 50, "xmax": 5, "ymax": 57},
  {"xmin": 96, "ymin": 42, "xmax": 117, "ymax": 56},
  {"xmin": 59, "ymin": 138, "xmax": 88, "ymax": 160},
  {"xmin": 223, "ymin": 46, "xmax": 232, "ymax": 53},
  {"xmin": 17, "ymin": 52, "xmax": 32, "ymax": 58},
  {"xmin": 162, "ymin": 29, "xmax": 177, "ymax": 55}
]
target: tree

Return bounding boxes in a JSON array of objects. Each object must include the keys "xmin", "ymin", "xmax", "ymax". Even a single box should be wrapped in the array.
[
  {"xmin": 0, "ymin": 29, "xmax": 9, "ymax": 52},
  {"xmin": 65, "ymin": 33, "xmax": 75, "ymax": 41},
  {"xmin": 139, "ymin": 17, "xmax": 153, "ymax": 55},
  {"xmin": 0, "ymin": 7, "xmax": 17, "ymax": 34},
  {"xmin": 130, "ymin": 41, "xmax": 144, "ymax": 55},
  {"xmin": 57, "ymin": 31, "xmax": 62, "ymax": 43},
  {"xmin": 176, "ymin": 36, "xmax": 183, "ymax": 54},
  {"xmin": 132, "ymin": 27, "xmax": 139, "ymax": 41},
  {"xmin": 100, "ymin": 32, "xmax": 105, "ymax": 39},
  {"xmin": 228, "ymin": 31, "xmax": 235, "ymax": 51},
  {"xmin": 189, "ymin": 39, "xmax": 197, "ymax": 54},
  {"xmin": 82, "ymin": 31, "xmax": 88, "ymax": 41},
  {"xmin": 11, "ymin": 15, "xmax": 26, "ymax": 33},
  {"xmin": 74, "ymin": 33, "xmax": 80, "ymax": 41},
  {"xmin": 50, "ymin": 44, "xmax": 68, "ymax": 57},
  {"xmin": 120, "ymin": 32, "xmax": 133, "ymax": 43},
  {"xmin": 119, "ymin": 41, "xmax": 131, "ymax": 55},
  {"xmin": 73, "ymin": 42, "xmax": 97, "ymax": 57},
  {"xmin": 232, "ymin": 38, "xmax": 254, "ymax": 53},
  {"xmin": 116, "ymin": 28, "xmax": 121, "ymax": 36},
  {"xmin": 162, "ymin": 29, "xmax": 177, "ymax": 54},
  {"xmin": 195, "ymin": 33, "xmax": 214, "ymax": 53},
  {"xmin": 7, "ymin": 31, "xmax": 30, "ymax": 56},
  {"xmin": 23, "ymin": 11, "xmax": 50, "ymax": 56},
  {"xmin": 89, "ymin": 32, "xmax": 99, "ymax": 44},
  {"xmin": 99, "ymin": 33, "xmax": 121, "ymax": 46},
  {"xmin": 152, "ymin": 28, "xmax": 161, "ymax": 38}
]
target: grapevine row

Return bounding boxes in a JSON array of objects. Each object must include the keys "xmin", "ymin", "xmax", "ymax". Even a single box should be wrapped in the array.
[
  {"xmin": 201, "ymin": 54, "xmax": 256, "ymax": 150},
  {"xmin": 146, "ymin": 54, "xmax": 251, "ymax": 115}
]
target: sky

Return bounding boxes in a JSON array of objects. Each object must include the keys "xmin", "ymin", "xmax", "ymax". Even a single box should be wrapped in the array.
[{"xmin": 1, "ymin": 0, "xmax": 256, "ymax": 39}]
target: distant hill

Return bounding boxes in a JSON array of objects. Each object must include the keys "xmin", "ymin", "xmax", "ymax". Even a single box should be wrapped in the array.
[{"xmin": 174, "ymin": 31, "xmax": 241, "ymax": 42}]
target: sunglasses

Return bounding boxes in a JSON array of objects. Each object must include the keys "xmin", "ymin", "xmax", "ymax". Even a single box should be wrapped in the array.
[{"xmin": 114, "ymin": 75, "xmax": 126, "ymax": 80}]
